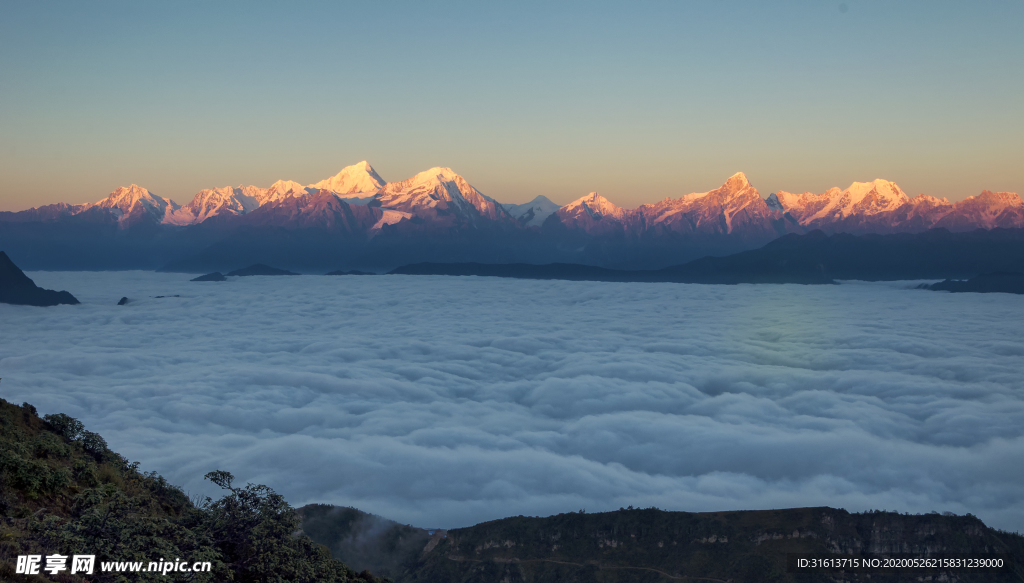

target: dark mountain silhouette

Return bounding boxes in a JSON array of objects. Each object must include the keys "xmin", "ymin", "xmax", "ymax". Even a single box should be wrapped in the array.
[
  {"xmin": 404, "ymin": 507, "xmax": 1022, "ymax": 582},
  {"xmin": 191, "ymin": 271, "xmax": 227, "ymax": 281},
  {"xmin": 390, "ymin": 260, "xmax": 834, "ymax": 284},
  {"xmin": 708, "ymin": 228, "xmax": 1024, "ymax": 281},
  {"xmin": 390, "ymin": 262, "xmax": 655, "ymax": 282},
  {"xmin": 298, "ymin": 506, "xmax": 1023, "ymax": 583},
  {"xmin": 926, "ymin": 271, "xmax": 1024, "ymax": 294},
  {"xmin": 0, "ymin": 251, "xmax": 79, "ymax": 306},
  {"xmin": 390, "ymin": 228, "xmax": 1024, "ymax": 284},
  {"xmin": 226, "ymin": 263, "xmax": 299, "ymax": 276}
]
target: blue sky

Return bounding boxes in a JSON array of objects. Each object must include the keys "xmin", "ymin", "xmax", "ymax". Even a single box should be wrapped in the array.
[{"xmin": 1, "ymin": 1, "xmax": 1022, "ymax": 210}]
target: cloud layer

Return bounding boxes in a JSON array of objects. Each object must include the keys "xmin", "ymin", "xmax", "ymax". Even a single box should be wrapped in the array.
[{"xmin": 3, "ymin": 272, "xmax": 1023, "ymax": 531}]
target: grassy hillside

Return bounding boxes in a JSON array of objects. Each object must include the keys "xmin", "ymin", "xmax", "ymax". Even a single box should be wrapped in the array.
[{"xmin": 0, "ymin": 397, "xmax": 388, "ymax": 582}]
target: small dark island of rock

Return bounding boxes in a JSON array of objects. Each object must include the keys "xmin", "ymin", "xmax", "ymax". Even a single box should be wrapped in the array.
[
  {"xmin": 0, "ymin": 251, "xmax": 80, "ymax": 307},
  {"xmin": 192, "ymin": 272, "xmax": 227, "ymax": 282},
  {"xmin": 226, "ymin": 264, "xmax": 299, "ymax": 277},
  {"xmin": 325, "ymin": 270, "xmax": 375, "ymax": 276}
]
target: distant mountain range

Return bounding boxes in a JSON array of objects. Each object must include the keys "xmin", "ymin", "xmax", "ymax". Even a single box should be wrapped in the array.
[{"xmin": 2, "ymin": 162, "xmax": 1022, "ymax": 272}]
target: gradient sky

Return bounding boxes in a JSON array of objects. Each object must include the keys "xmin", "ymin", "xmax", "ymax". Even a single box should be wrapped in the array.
[{"xmin": 1, "ymin": 1, "xmax": 1022, "ymax": 212}]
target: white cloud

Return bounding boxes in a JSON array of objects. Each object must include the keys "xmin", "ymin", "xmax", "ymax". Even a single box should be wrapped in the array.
[{"xmin": 2, "ymin": 272, "xmax": 1023, "ymax": 531}]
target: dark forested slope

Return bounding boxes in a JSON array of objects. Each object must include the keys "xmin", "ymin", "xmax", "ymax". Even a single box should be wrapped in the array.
[
  {"xmin": 0, "ymin": 398, "xmax": 387, "ymax": 583},
  {"xmin": 401, "ymin": 507, "xmax": 1023, "ymax": 583}
]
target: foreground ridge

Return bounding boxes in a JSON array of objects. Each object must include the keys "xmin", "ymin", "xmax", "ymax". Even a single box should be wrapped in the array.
[{"xmin": 298, "ymin": 504, "xmax": 1024, "ymax": 583}]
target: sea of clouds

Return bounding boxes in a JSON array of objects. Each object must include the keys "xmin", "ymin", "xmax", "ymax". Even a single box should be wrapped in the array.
[{"xmin": 2, "ymin": 271, "xmax": 1023, "ymax": 532}]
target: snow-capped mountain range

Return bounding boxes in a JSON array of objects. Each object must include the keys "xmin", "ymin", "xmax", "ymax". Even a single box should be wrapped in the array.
[
  {"xmin": 766, "ymin": 179, "xmax": 1024, "ymax": 232},
  {"xmin": 4, "ymin": 162, "xmax": 1023, "ymax": 237},
  {"xmin": 554, "ymin": 172, "xmax": 784, "ymax": 238}
]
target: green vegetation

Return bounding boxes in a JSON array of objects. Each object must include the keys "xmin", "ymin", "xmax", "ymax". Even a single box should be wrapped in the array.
[{"xmin": 0, "ymin": 398, "xmax": 389, "ymax": 583}]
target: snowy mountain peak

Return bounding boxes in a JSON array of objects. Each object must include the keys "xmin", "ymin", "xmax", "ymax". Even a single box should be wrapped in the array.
[
  {"xmin": 262, "ymin": 180, "xmax": 310, "ymax": 204},
  {"xmin": 412, "ymin": 167, "xmax": 463, "ymax": 185},
  {"xmin": 99, "ymin": 184, "xmax": 155, "ymax": 205},
  {"xmin": 523, "ymin": 195, "xmax": 559, "ymax": 207},
  {"xmin": 564, "ymin": 192, "xmax": 625, "ymax": 219},
  {"xmin": 971, "ymin": 190, "xmax": 1024, "ymax": 207},
  {"xmin": 844, "ymin": 179, "xmax": 908, "ymax": 208},
  {"xmin": 387, "ymin": 168, "xmax": 498, "ymax": 208},
  {"xmin": 383, "ymin": 167, "xmax": 472, "ymax": 195},
  {"xmin": 269, "ymin": 179, "xmax": 304, "ymax": 192},
  {"xmin": 503, "ymin": 195, "xmax": 561, "ymax": 227},
  {"xmin": 376, "ymin": 166, "xmax": 508, "ymax": 222},
  {"xmin": 90, "ymin": 184, "xmax": 179, "ymax": 218},
  {"xmin": 909, "ymin": 194, "xmax": 950, "ymax": 206},
  {"xmin": 679, "ymin": 172, "xmax": 759, "ymax": 203},
  {"xmin": 724, "ymin": 172, "xmax": 751, "ymax": 191},
  {"xmin": 309, "ymin": 161, "xmax": 386, "ymax": 194},
  {"xmin": 179, "ymin": 185, "xmax": 262, "ymax": 223},
  {"xmin": 72, "ymin": 183, "xmax": 185, "ymax": 226}
]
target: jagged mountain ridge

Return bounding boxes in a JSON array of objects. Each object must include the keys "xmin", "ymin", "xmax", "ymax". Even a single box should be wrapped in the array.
[
  {"xmin": 5, "ymin": 164, "xmax": 1024, "ymax": 272},
  {"xmin": 561, "ymin": 171, "xmax": 790, "ymax": 239},
  {"xmin": 5, "ymin": 163, "xmax": 1022, "ymax": 237},
  {"xmin": 768, "ymin": 180, "xmax": 1024, "ymax": 234}
]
